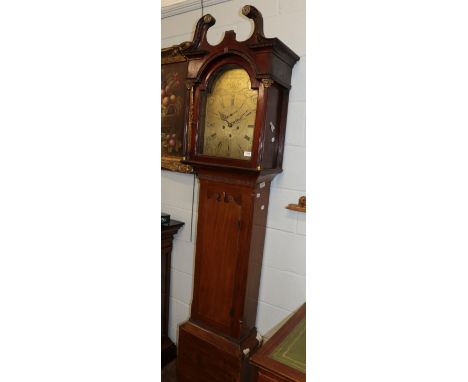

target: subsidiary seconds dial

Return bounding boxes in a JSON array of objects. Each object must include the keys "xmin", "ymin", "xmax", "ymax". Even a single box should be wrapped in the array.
[{"xmin": 201, "ymin": 68, "xmax": 258, "ymax": 160}]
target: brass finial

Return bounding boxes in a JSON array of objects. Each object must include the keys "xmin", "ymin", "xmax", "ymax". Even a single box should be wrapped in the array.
[
  {"xmin": 242, "ymin": 5, "xmax": 251, "ymax": 15},
  {"xmin": 262, "ymin": 78, "xmax": 274, "ymax": 88}
]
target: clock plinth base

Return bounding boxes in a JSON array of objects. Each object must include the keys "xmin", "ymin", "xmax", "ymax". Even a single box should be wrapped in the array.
[{"xmin": 177, "ymin": 321, "xmax": 260, "ymax": 382}]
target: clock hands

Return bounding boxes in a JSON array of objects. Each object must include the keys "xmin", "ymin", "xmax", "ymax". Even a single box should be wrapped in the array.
[
  {"xmin": 218, "ymin": 109, "xmax": 252, "ymax": 128},
  {"xmin": 218, "ymin": 112, "xmax": 234, "ymax": 127},
  {"xmin": 230, "ymin": 110, "xmax": 251, "ymax": 126}
]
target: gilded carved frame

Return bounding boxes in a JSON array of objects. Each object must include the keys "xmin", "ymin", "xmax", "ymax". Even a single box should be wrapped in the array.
[{"xmin": 161, "ymin": 43, "xmax": 192, "ymax": 173}]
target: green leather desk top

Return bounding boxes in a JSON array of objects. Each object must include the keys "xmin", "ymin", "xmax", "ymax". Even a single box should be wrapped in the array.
[{"xmin": 268, "ymin": 317, "xmax": 306, "ymax": 374}]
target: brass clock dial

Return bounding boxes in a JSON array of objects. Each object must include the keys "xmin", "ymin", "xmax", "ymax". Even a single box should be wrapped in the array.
[{"xmin": 201, "ymin": 68, "xmax": 258, "ymax": 160}]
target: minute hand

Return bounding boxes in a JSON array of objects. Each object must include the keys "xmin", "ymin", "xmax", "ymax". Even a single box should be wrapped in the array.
[{"xmin": 231, "ymin": 110, "xmax": 251, "ymax": 125}]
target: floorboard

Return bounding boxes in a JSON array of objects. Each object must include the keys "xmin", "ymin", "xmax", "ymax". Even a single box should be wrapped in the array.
[{"xmin": 161, "ymin": 359, "xmax": 177, "ymax": 382}]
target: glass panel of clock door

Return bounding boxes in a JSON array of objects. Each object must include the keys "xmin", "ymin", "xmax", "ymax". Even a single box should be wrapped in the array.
[
  {"xmin": 194, "ymin": 188, "xmax": 243, "ymax": 333},
  {"xmin": 200, "ymin": 68, "xmax": 258, "ymax": 160}
]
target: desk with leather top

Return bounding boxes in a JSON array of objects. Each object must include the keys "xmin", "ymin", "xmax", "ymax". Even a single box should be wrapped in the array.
[{"xmin": 250, "ymin": 303, "xmax": 306, "ymax": 382}]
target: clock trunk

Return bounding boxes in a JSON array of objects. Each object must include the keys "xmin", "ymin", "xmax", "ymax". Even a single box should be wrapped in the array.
[{"xmin": 190, "ymin": 169, "xmax": 271, "ymax": 339}]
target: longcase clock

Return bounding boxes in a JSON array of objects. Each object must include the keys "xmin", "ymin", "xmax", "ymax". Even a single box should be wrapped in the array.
[{"xmin": 177, "ymin": 6, "xmax": 299, "ymax": 381}]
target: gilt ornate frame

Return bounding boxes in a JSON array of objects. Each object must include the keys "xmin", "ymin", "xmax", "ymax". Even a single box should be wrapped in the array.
[{"xmin": 161, "ymin": 42, "xmax": 192, "ymax": 173}]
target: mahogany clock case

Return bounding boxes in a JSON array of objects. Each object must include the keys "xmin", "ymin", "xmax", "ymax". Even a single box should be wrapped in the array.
[{"xmin": 173, "ymin": 5, "xmax": 300, "ymax": 382}]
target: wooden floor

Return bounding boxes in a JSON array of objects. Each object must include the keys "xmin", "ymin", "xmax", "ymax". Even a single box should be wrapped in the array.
[{"xmin": 161, "ymin": 360, "xmax": 177, "ymax": 382}]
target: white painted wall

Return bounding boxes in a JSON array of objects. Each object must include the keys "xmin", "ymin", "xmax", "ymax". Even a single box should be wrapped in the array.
[
  {"xmin": 162, "ymin": 0, "xmax": 186, "ymax": 7},
  {"xmin": 161, "ymin": 0, "xmax": 306, "ymax": 343}
]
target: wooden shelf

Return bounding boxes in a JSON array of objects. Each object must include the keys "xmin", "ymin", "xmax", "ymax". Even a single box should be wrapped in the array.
[{"xmin": 285, "ymin": 196, "xmax": 306, "ymax": 213}]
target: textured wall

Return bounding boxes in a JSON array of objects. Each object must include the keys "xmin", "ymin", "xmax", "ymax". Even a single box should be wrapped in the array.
[{"xmin": 161, "ymin": 0, "xmax": 306, "ymax": 343}]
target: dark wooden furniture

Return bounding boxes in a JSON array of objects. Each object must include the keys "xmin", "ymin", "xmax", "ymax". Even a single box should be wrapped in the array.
[
  {"xmin": 161, "ymin": 219, "xmax": 184, "ymax": 368},
  {"xmin": 250, "ymin": 304, "xmax": 306, "ymax": 382},
  {"xmin": 177, "ymin": 5, "xmax": 299, "ymax": 382}
]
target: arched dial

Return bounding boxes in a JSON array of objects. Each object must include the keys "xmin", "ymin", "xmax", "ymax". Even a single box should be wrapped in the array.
[{"xmin": 201, "ymin": 68, "xmax": 258, "ymax": 160}]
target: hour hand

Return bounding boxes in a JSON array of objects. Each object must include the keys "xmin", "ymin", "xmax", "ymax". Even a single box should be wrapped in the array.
[
  {"xmin": 218, "ymin": 112, "xmax": 233, "ymax": 127},
  {"xmin": 218, "ymin": 112, "xmax": 228, "ymax": 123}
]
